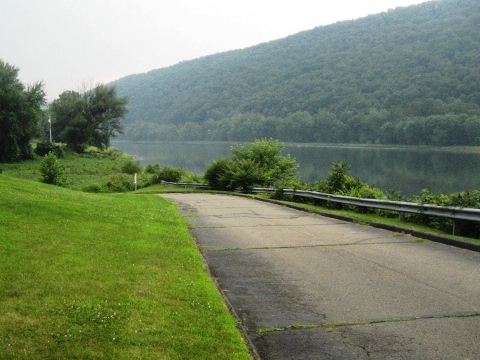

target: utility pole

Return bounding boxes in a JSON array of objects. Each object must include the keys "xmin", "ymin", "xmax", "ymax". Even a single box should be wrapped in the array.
[{"xmin": 48, "ymin": 117, "xmax": 52, "ymax": 142}]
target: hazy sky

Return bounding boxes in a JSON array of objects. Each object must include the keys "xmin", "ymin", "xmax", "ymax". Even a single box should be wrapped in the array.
[{"xmin": 1, "ymin": 0, "xmax": 427, "ymax": 101}]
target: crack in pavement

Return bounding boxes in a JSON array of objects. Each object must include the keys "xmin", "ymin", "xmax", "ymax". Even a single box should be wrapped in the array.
[
  {"xmin": 324, "ymin": 311, "xmax": 480, "ymax": 328},
  {"xmin": 252, "ymin": 312, "xmax": 480, "ymax": 334},
  {"xmin": 210, "ymin": 238, "xmax": 422, "ymax": 252}
]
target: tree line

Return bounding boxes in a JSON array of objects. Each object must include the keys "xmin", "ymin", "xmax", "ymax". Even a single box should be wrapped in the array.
[
  {"xmin": 0, "ymin": 59, "xmax": 128, "ymax": 163},
  {"xmin": 126, "ymin": 108, "xmax": 480, "ymax": 146}
]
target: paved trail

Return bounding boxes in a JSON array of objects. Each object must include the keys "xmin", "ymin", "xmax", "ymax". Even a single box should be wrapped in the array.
[{"xmin": 162, "ymin": 193, "xmax": 480, "ymax": 360}]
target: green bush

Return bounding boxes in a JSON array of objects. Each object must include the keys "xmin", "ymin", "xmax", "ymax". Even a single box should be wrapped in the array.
[
  {"xmin": 105, "ymin": 174, "xmax": 134, "ymax": 192},
  {"xmin": 82, "ymin": 183, "xmax": 105, "ymax": 193},
  {"xmin": 120, "ymin": 158, "xmax": 143, "ymax": 174},
  {"xmin": 85, "ymin": 146, "xmax": 124, "ymax": 160},
  {"xmin": 228, "ymin": 158, "xmax": 267, "ymax": 192},
  {"xmin": 103, "ymin": 147, "xmax": 123, "ymax": 159},
  {"xmin": 136, "ymin": 172, "xmax": 152, "ymax": 188},
  {"xmin": 230, "ymin": 138, "xmax": 298, "ymax": 187},
  {"xmin": 39, "ymin": 152, "xmax": 68, "ymax": 186},
  {"xmin": 158, "ymin": 166, "xmax": 184, "ymax": 183},
  {"xmin": 145, "ymin": 163, "xmax": 161, "ymax": 174},
  {"xmin": 205, "ymin": 139, "xmax": 298, "ymax": 191},
  {"xmin": 35, "ymin": 141, "xmax": 65, "ymax": 158},
  {"xmin": 204, "ymin": 158, "xmax": 233, "ymax": 190},
  {"xmin": 182, "ymin": 172, "xmax": 204, "ymax": 184}
]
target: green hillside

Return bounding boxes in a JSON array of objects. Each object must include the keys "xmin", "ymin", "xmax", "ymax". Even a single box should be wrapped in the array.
[{"xmin": 112, "ymin": 0, "xmax": 480, "ymax": 145}]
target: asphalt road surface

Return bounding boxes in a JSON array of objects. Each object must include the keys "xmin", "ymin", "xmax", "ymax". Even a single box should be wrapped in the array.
[{"xmin": 161, "ymin": 193, "xmax": 480, "ymax": 360}]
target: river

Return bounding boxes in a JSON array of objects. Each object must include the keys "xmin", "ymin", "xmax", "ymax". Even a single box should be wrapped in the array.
[{"xmin": 112, "ymin": 141, "xmax": 480, "ymax": 197}]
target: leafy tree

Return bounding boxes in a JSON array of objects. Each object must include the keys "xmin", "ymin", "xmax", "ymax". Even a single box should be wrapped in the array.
[
  {"xmin": 50, "ymin": 91, "xmax": 86, "ymax": 152},
  {"xmin": 0, "ymin": 60, "xmax": 46, "ymax": 162},
  {"xmin": 50, "ymin": 85, "xmax": 127, "ymax": 152}
]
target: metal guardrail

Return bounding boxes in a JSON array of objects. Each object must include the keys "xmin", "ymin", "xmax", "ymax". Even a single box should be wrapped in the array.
[
  {"xmin": 161, "ymin": 181, "xmax": 210, "ymax": 189},
  {"xmin": 161, "ymin": 182, "xmax": 480, "ymax": 235},
  {"xmin": 253, "ymin": 188, "xmax": 480, "ymax": 236}
]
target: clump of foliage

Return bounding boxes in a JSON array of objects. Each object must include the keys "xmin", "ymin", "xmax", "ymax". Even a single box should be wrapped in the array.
[
  {"xmin": 120, "ymin": 157, "xmax": 143, "ymax": 174},
  {"xmin": 104, "ymin": 173, "xmax": 134, "ymax": 192},
  {"xmin": 146, "ymin": 164, "xmax": 194, "ymax": 184},
  {"xmin": 145, "ymin": 163, "xmax": 161, "ymax": 174},
  {"xmin": 312, "ymin": 161, "xmax": 386, "ymax": 211},
  {"xmin": 268, "ymin": 161, "xmax": 386, "ymax": 212},
  {"xmin": 39, "ymin": 152, "xmax": 68, "ymax": 186},
  {"xmin": 0, "ymin": 59, "xmax": 45, "ymax": 162},
  {"xmin": 204, "ymin": 158, "xmax": 233, "ymax": 190},
  {"xmin": 84, "ymin": 146, "xmax": 123, "ymax": 160},
  {"xmin": 158, "ymin": 166, "xmax": 184, "ymax": 183},
  {"xmin": 34, "ymin": 141, "xmax": 65, "ymax": 158},
  {"xmin": 204, "ymin": 139, "xmax": 298, "ymax": 192}
]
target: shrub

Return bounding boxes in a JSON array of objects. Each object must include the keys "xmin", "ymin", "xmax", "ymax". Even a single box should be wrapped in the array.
[
  {"xmin": 105, "ymin": 174, "xmax": 134, "ymax": 192},
  {"xmin": 120, "ymin": 158, "xmax": 143, "ymax": 174},
  {"xmin": 103, "ymin": 147, "xmax": 123, "ymax": 159},
  {"xmin": 35, "ymin": 141, "xmax": 65, "ymax": 158},
  {"xmin": 182, "ymin": 173, "xmax": 204, "ymax": 184},
  {"xmin": 204, "ymin": 158, "xmax": 233, "ymax": 190},
  {"xmin": 230, "ymin": 138, "xmax": 298, "ymax": 187},
  {"xmin": 82, "ymin": 183, "xmax": 105, "ymax": 193},
  {"xmin": 205, "ymin": 139, "xmax": 299, "ymax": 191},
  {"xmin": 136, "ymin": 172, "xmax": 152, "ymax": 188},
  {"xmin": 228, "ymin": 158, "xmax": 267, "ymax": 192},
  {"xmin": 39, "ymin": 152, "xmax": 67, "ymax": 186},
  {"xmin": 145, "ymin": 163, "xmax": 161, "ymax": 174},
  {"xmin": 158, "ymin": 166, "xmax": 184, "ymax": 183},
  {"xmin": 84, "ymin": 146, "xmax": 123, "ymax": 160}
]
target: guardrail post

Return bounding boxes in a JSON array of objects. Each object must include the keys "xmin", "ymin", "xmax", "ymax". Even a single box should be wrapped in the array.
[{"xmin": 399, "ymin": 212, "xmax": 405, "ymax": 222}]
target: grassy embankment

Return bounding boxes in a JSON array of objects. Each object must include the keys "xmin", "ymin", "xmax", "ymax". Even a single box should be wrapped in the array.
[
  {"xmin": 1, "ymin": 150, "xmax": 134, "ymax": 191},
  {"xmin": 0, "ymin": 172, "xmax": 251, "ymax": 359}
]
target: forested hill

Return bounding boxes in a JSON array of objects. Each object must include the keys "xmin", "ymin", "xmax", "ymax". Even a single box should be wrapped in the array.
[{"xmin": 111, "ymin": 0, "xmax": 480, "ymax": 145}]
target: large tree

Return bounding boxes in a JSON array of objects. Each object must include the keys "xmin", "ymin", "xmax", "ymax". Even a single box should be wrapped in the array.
[
  {"xmin": 0, "ymin": 60, "xmax": 46, "ymax": 162},
  {"xmin": 51, "ymin": 85, "xmax": 127, "ymax": 152}
]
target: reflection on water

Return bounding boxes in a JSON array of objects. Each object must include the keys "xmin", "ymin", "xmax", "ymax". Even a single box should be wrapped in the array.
[{"xmin": 112, "ymin": 141, "xmax": 480, "ymax": 197}]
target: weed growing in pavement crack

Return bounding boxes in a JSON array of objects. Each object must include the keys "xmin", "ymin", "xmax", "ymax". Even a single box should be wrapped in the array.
[{"xmin": 256, "ymin": 324, "xmax": 319, "ymax": 334}]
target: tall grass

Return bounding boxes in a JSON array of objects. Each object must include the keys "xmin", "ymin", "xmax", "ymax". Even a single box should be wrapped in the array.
[
  {"xmin": 0, "ymin": 175, "xmax": 251, "ymax": 359},
  {"xmin": 0, "ymin": 152, "xmax": 126, "ymax": 191}
]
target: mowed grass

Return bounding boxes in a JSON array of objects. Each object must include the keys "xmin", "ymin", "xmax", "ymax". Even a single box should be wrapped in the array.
[{"xmin": 0, "ymin": 175, "xmax": 251, "ymax": 359}]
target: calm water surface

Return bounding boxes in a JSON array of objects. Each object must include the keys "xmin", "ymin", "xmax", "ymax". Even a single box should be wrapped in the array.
[{"xmin": 112, "ymin": 141, "xmax": 480, "ymax": 197}]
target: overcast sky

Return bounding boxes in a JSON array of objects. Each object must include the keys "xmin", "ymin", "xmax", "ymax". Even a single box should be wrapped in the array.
[{"xmin": 1, "ymin": 0, "xmax": 427, "ymax": 101}]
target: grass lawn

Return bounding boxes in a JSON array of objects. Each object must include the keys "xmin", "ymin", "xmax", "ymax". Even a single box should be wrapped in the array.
[{"xmin": 0, "ymin": 175, "xmax": 251, "ymax": 359}]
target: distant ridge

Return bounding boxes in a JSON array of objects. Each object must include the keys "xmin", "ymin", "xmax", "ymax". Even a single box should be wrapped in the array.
[{"xmin": 111, "ymin": 0, "xmax": 480, "ymax": 145}]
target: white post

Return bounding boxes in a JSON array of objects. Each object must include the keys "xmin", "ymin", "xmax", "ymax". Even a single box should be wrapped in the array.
[
  {"xmin": 134, "ymin": 173, "xmax": 137, "ymax": 191},
  {"xmin": 48, "ymin": 117, "xmax": 52, "ymax": 142}
]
